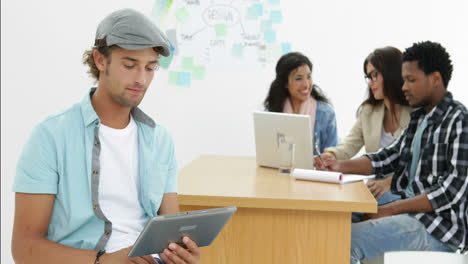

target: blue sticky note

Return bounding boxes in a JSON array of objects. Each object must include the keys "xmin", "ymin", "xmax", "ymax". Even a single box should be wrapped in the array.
[
  {"xmin": 264, "ymin": 30, "xmax": 276, "ymax": 43},
  {"xmin": 260, "ymin": 20, "xmax": 272, "ymax": 32},
  {"xmin": 253, "ymin": 3, "xmax": 263, "ymax": 16},
  {"xmin": 246, "ymin": 6, "xmax": 258, "ymax": 20},
  {"xmin": 152, "ymin": 0, "xmax": 168, "ymax": 20},
  {"xmin": 281, "ymin": 43, "xmax": 292, "ymax": 54},
  {"xmin": 269, "ymin": 0, "xmax": 280, "ymax": 4},
  {"xmin": 178, "ymin": 72, "xmax": 191, "ymax": 86},
  {"xmin": 232, "ymin": 44, "xmax": 244, "ymax": 58},
  {"xmin": 271, "ymin": 10, "xmax": 283, "ymax": 23}
]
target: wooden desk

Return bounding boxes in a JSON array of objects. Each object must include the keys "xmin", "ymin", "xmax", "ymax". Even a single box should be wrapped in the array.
[{"xmin": 178, "ymin": 155, "xmax": 377, "ymax": 264}]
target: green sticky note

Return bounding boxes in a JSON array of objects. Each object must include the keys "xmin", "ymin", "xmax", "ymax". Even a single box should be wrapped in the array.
[
  {"xmin": 232, "ymin": 44, "xmax": 243, "ymax": 58},
  {"xmin": 182, "ymin": 57, "xmax": 194, "ymax": 70},
  {"xmin": 215, "ymin": 24, "xmax": 227, "ymax": 37},
  {"xmin": 169, "ymin": 71, "xmax": 179, "ymax": 85},
  {"xmin": 192, "ymin": 66, "xmax": 205, "ymax": 80},
  {"xmin": 175, "ymin": 7, "xmax": 190, "ymax": 22}
]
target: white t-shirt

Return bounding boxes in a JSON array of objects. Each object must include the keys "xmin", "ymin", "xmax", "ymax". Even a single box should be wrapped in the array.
[
  {"xmin": 98, "ymin": 116, "xmax": 148, "ymax": 253},
  {"xmin": 380, "ymin": 127, "xmax": 397, "ymax": 149}
]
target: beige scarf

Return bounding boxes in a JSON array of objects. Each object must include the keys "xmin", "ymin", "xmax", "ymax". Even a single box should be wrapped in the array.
[{"xmin": 283, "ymin": 96, "xmax": 316, "ymax": 137}]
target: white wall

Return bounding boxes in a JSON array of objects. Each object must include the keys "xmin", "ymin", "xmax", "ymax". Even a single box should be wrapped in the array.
[{"xmin": 2, "ymin": 0, "xmax": 467, "ymax": 263}]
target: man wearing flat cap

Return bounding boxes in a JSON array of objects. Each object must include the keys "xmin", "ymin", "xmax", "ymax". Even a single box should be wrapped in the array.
[{"xmin": 12, "ymin": 8, "xmax": 201, "ymax": 264}]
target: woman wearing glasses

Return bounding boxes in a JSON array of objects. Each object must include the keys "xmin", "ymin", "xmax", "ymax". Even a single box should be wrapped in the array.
[
  {"xmin": 320, "ymin": 46, "xmax": 412, "ymax": 217},
  {"xmin": 264, "ymin": 52, "xmax": 338, "ymax": 154}
]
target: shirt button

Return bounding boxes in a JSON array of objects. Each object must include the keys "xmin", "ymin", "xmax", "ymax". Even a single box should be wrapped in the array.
[
  {"xmin": 105, "ymin": 230, "xmax": 110, "ymax": 236},
  {"xmin": 95, "ymin": 121, "xmax": 99, "ymax": 126},
  {"xmin": 94, "ymin": 141, "xmax": 99, "ymax": 146},
  {"xmin": 94, "ymin": 205, "xmax": 98, "ymax": 210},
  {"xmin": 93, "ymin": 170, "xmax": 98, "ymax": 175}
]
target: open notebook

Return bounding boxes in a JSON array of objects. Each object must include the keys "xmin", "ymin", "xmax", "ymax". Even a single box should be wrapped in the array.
[{"xmin": 291, "ymin": 169, "xmax": 375, "ymax": 184}]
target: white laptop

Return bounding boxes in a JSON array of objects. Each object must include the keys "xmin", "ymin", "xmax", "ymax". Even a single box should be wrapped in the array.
[{"xmin": 253, "ymin": 111, "xmax": 314, "ymax": 170}]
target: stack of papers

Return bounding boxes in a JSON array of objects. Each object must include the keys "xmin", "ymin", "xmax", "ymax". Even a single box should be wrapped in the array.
[{"xmin": 291, "ymin": 169, "xmax": 375, "ymax": 184}]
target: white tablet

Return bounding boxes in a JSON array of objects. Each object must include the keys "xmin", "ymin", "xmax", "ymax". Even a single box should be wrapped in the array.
[{"xmin": 128, "ymin": 206, "xmax": 237, "ymax": 257}]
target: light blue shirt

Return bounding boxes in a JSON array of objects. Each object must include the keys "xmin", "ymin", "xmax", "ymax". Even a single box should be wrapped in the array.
[
  {"xmin": 314, "ymin": 101, "xmax": 338, "ymax": 154},
  {"xmin": 13, "ymin": 88, "xmax": 178, "ymax": 250},
  {"xmin": 406, "ymin": 115, "xmax": 429, "ymax": 198}
]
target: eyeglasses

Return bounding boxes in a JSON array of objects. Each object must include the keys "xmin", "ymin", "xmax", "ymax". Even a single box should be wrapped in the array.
[{"xmin": 364, "ymin": 70, "xmax": 379, "ymax": 83}]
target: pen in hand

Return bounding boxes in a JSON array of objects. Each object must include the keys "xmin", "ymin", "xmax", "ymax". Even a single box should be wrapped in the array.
[{"xmin": 314, "ymin": 140, "xmax": 327, "ymax": 171}]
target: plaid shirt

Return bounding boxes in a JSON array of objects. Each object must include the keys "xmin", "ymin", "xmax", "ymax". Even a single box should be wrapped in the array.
[{"xmin": 367, "ymin": 92, "xmax": 468, "ymax": 251}]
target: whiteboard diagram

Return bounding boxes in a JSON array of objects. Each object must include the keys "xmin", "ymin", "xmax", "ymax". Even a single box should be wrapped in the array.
[{"xmin": 151, "ymin": 0, "xmax": 292, "ymax": 86}]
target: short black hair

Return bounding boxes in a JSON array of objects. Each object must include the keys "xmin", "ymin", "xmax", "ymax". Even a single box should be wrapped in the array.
[{"xmin": 402, "ymin": 41, "xmax": 453, "ymax": 88}]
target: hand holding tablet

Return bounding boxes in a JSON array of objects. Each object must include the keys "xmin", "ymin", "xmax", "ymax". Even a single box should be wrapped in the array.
[{"xmin": 128, "ymin": 206, "xmax": 237, "ymax": 257}]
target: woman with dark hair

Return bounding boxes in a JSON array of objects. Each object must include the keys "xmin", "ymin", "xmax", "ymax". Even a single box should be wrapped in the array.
[
  {"xmin": 320, "ymin": 46, "xmax": 412, "ymax": 212},
  {"xmin": 264, "ymin": 52, "xmax": 338, "ymax": 153}
]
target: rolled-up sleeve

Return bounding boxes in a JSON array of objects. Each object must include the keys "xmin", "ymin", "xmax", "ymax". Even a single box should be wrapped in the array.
[
  {"xmin": 13, "ymin": 123, "xmax": 59, "ymax": 194},
  {"xmin": 366, "ymin": 131, "xmax": 406, "ymax": 178}
]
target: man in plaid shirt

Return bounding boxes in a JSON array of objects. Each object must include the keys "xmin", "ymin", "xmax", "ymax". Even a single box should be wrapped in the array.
[{"xmin": 315, "ymin": 41, "xmax": 468, "ymax": 263}]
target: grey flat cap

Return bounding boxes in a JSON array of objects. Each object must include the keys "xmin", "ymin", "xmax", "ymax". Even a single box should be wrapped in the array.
[{"xmin": 95, "ymin": 8, "xmax": 171, "ymax": 57}]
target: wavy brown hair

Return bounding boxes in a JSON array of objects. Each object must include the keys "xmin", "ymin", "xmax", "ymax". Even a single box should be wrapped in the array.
[
  {"xmin": 82, "ymin": 45, "xmax": 118, "ymax": 82},
  {"xmin": 361, "ymin": 46, "xmax": 408, "ymax": 120},
  {"xmin": 264, "ymin": 52, "xmax": 330, "ymax": 112}
]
